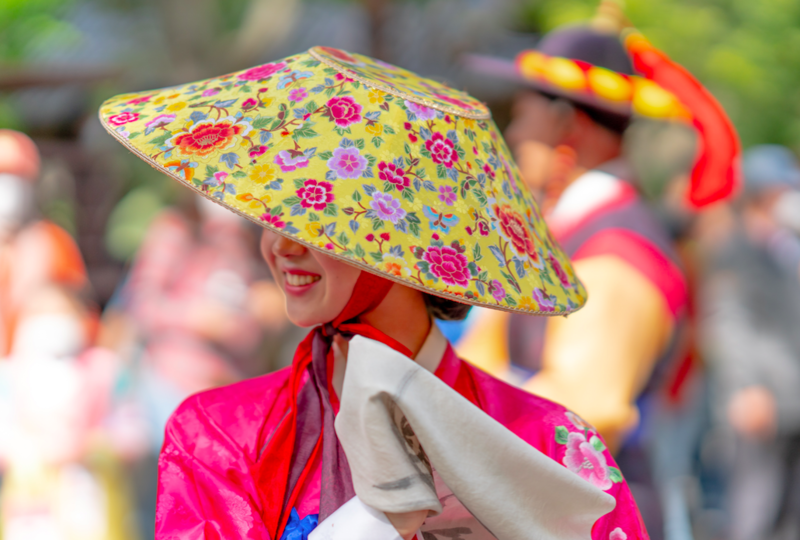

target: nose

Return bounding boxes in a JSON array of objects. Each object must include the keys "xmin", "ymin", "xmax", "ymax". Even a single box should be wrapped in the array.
[{"xmin": 272, "ymin": 234, "xmax": 307, "ymax": 258}]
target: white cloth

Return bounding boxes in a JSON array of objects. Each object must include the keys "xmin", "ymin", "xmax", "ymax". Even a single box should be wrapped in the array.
[
  {"xmin": 309, "ymin": 496, "xmax": 408, "ymax": 540},
  {"xmin": 335, "ymin": 336, "xmax": 616, "ymax": 540}
]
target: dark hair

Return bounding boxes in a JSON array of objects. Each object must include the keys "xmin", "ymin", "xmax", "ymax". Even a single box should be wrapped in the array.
[{"xmin": 423, "ymin": 293, "xmax": 471, "ymax": 321}]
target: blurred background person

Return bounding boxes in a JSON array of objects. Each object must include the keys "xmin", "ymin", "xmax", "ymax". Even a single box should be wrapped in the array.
[
  {"xmin": 98, "ymin": 194, "xmax": 297, "ymax": 539},
  {"xmin": 0, "ymin": 130, "xmax": 89, "ymax": 356},
  {"xmin": 0, "ymin": 285, "xmax": 133, "ymax": 540},
  {"xmin": 460, "ymin": 4, "xmax": 741, "ymax": 538},
  {"xmin": 700, "ymin": 145, "xmax": 800, "ymax": 540}
]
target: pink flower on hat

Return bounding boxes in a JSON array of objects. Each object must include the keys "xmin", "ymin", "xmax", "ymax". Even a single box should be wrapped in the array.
[
  {"xmin": 289, "ymin": 88, "xmax": 308, "ymax": 102},
  {"xmin": 548, "ymin": 253, "xmax": 570, "ymax": 286},
  {"xmin": 491, "ymin": 280, "xmax": 506, "ymax": 302},
  {"xmin": 425, "ymin": 132, "xmax": 458, "ymax": 168},
  {"xmin": 563, "ymin": 432, "xmax": 612, "ymax": 490},
  {"xmin": 325, "ymin": 96, "xmax": 363, "ymax": 128},
  {"xmin": 297, "ymin": 179, "xmax": 334, "ymax": 211},
  {"xmin": 378, "ymin": 161, "xmax": 410, "ymax": 191},
  {"xmin": 127, "ymin": 96, "xmax": 152, "ymax": 105},
  {"xmin": 260, "ymin": 212, "xmax": 286, "ymax": 229},
  {"xmin": 108, "ymin": 112, "xmax": 140, "ymax": 126},
  {"xmin": 238, "ymin": 62, "xmax": 287, "ymax": 81},
  {"xmin": 423, "ymin": 245, "xmax": 470, "ymax": 287}
]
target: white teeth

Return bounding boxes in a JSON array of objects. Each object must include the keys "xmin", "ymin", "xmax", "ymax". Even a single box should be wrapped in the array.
[{"xmin": 284, "ymin": 273, "xmax": 321, "ymax": 287}]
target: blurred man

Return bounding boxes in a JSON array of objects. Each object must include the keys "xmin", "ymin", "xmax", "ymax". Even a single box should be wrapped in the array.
[
  {"xmin": 701, "ymin": 145, "xmax": 800, "ymax": 540},
  {"xmin": 0, "ymin": 130, "xmax": 88, "ymax": 355},
  {"xmin": 463, "ymin": 22, "xmax": 687, "ymax": 453}
]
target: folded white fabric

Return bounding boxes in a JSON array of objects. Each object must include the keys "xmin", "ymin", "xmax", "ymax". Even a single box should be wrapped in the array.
[
  {"xmin": 309, "ymin": 496, "xmax": 408, "ymax": 540},
  {"xmin": 335, "ymin": 336, "xmax": 616, "ymax": 540}
]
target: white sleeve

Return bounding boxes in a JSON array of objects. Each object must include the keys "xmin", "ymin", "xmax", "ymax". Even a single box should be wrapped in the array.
[{"xmin": 309, "ymin": 496, "xmax": 411, "ymax": 540}]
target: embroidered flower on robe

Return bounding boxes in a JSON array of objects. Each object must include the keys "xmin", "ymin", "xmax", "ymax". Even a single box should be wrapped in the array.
[{"xmin": 563, "ymin": 431, "xmax": 612, "ymax": 490}]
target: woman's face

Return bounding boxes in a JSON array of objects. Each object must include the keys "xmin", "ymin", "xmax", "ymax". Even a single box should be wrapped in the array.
[{"xmin": 260, "ymin": 230, "xmax": 361, "ymax": 327}]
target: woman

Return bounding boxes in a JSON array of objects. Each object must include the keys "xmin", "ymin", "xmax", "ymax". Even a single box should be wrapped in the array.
[{"xmin": 99, "ymin": 46, "xmax": 648, "ymax": 540}]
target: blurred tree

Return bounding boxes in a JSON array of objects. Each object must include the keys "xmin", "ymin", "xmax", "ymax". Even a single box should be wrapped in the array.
[{"xmin": 516, "ymin": 0, "xmax": 800, "ymax": 150}]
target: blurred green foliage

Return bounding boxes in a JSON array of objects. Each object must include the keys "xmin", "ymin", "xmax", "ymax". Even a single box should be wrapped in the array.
[
  {"xmin": 0, "ymin": 0, "xmax": 79, "ymax": 62},
  {"xmin": 517, "ymin": 0, "xmax": 800, "ymax": 150}
]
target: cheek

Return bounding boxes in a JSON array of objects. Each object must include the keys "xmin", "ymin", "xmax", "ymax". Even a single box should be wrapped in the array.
[
  {"xmin": 315, "ymin": 255, "xmax": 362, "ymax": 315},
  {"xmin": 259, "ymin": 230, "xmax": 279, "ymax": 276}
]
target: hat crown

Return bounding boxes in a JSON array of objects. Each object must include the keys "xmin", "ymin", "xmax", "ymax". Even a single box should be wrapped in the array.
[{"xmin": 537, "ymin": 25, "xmax": 634, "ymax": 76}]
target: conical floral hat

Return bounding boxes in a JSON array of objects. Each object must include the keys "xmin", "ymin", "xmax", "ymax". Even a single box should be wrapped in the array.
[{"xmin": 99, "ymin": 46, "xmax": 586, "ymax": 315}]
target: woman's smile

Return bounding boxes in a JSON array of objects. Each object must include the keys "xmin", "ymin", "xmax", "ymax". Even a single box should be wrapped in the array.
[{"xmin": 282, "ymin": 268, "xmax": 322, "ymax": 294}]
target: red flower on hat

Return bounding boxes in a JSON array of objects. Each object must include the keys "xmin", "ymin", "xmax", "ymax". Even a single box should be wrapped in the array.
[
  {"xmin": 325, "ymin": 96, "xmax": 362, "ymax": 128},
  {"xmin": 318, "ymin": 47, "xmax": 359, "ymax": 65},
  {"xmin": 548, "ymin": 253, "xmax": 570, "ymax": 286},
  {"xmin": 297, "ymin": 179, "xmax": 334, "ymax": 211},
  {"xmin": 238, "ymin": 62, "xmax": 287, "ymax": 81},
  {"xmin": 425, "ymin": 132, "xmax": 458, "ymax": 168},
  {"xmin": 378, "ymin": 161, "xmax": 410, "ymax": 191},
  {"xmin": 423, "ymin": 245, "xmax": 470, "ymax": 287},
  {"xmin": 494, "ymin": 204, "xmax": 538, "ymax": 262},
  {"xmin": 108, "ymin": 112, "xmax": 140, "ymax": 126},
  {"xmin": 172, "ymin": 121, "xmax": 244, "ymax": 158}
]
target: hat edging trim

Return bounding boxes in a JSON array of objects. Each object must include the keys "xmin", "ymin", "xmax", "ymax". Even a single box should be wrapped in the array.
[
  {"xmin": 308, "ymin": 47, "xmax": 492, "ymax": 121},
  {"xmin": 97, "ymin": 104, "xmax": 584, "ymax": 318}
]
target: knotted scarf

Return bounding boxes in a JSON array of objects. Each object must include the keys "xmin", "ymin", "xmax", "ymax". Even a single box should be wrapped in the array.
[{"xmin": 257, "ymin": 271, "xmax": 412, "ymax": 539}]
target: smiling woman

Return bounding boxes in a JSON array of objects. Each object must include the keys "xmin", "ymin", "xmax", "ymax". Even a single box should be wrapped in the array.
[{"xmin": 99, "ymin": 46, "xmax": 648, "ymax": 540}]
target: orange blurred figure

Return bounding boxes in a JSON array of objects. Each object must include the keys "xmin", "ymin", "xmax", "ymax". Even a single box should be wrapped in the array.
[{"xmin": 0, "ymin": 130, "xmax": 88, "ymax": 356}]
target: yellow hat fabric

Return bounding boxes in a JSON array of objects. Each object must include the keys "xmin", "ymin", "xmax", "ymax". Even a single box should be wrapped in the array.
[{"xmin": 99, "ymin": 46, "xmax": 586, "ymax": 315}]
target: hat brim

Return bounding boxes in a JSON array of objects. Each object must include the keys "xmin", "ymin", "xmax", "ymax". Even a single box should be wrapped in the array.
[
  {"xmin": 464, "ymin": 54, "xmax": 633, "ymax": 117},
  {"xmin": 99, "ymin": 46, "xmax": 587, "ymax": 316}
]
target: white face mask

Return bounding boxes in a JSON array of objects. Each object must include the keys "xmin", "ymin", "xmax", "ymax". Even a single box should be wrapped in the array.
[
  {"xmin": 773, "ymin": 190, "xmax": 800, "ymax": 235},
  {"xmin": 0, "ymin": 173, "xmax": 33, "ymax": 233},
  {"xmin": 12, "ymin": 314, "xmax": 86, "ymax": 360}
]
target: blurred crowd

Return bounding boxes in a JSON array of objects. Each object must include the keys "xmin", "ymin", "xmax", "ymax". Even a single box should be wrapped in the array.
[
  {"xmin": 3, "ymin": 2, "xmax": 800, "ymax": 540},
  {"xmin": 0, "ymin": 129, "xmax": 304, "ymax": 540}
]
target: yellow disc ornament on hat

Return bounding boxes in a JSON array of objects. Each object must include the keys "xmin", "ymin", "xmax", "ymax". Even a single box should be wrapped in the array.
[{"xmin": 99, "ymin": 46, "xmax": 586, "ymax": 315}]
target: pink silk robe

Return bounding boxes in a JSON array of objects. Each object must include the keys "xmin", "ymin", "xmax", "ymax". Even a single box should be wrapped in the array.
[{"xmin": 156, "ymin": 343, "xmax": 649, "ymax": 540}]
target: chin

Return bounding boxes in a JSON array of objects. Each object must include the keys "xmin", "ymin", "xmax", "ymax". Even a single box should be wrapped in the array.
[{"xmin": 286, "ymin": 309, "xmax": 326, "ymax": 328}]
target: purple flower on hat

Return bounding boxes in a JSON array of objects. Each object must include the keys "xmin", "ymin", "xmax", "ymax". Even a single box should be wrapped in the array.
[
  {"xmin": 202, "ymin": 88, "xmax": 220, "ymax": 97},
  {"xmin": 404, "ymin": 100, "xmax": 437, "ymax": 121},
  {"xmin": 238, "ymin": 62, "xmax": 287, "ymax": 81},
  {"xmin": 327, "ymin": 147, "xmax": 367, "ymax": 179},
  {"xmin": 438, "ymin": 185, "xmax": 457, "ymax": 206},
  {"xmin": 531, "ymin": 288, "xmax": 557, "ymax": 312},
  {"xmin": 289, "ymin": 88, "xmax": 308, "ymax": 102},
  {"xmin": 370, "ymin": 192, "xmax": 406, "ymax": 224},
  {"xmin": 144, "ymin": 114, "xmax": 177, "ymax": 135},
  {"xmin": 274, "ymin": 150, "xmax": 310, "ymax": 173},
  {"xmin": 491, "ymin": 280, "xmax": 506, "ymax": 302}
]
